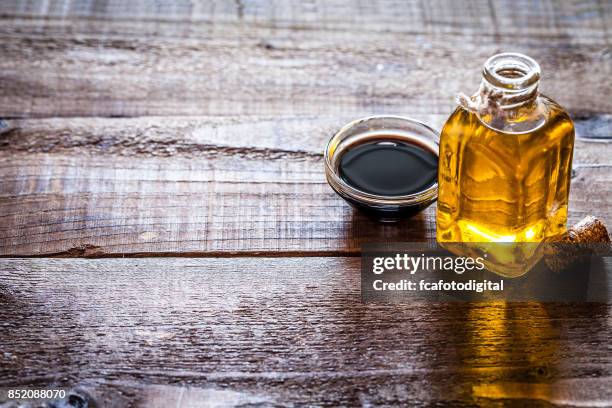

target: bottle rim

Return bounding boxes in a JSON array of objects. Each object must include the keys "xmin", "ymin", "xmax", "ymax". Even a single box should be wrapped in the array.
[{"xmin": 482, "ymin": 52, "xmax": 541, "ymax": 91}]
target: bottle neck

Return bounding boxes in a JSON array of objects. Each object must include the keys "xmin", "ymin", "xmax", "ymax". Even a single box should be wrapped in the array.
[
  {"xmin": 456, "ymin": 53, "xmax": 546, "ymax": 133},
  {"xmin": 479, "ymin": 77, "xmax": 539, "ymax": 110},
  {"xmin": 479, "ymin": 53, "xmax": 540, "ymax": 110}
]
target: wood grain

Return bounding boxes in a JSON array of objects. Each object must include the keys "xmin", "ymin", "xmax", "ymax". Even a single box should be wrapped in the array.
[
  {"xmin": 0, "ymin": 258, "xmax": 611, "ymax": 407},
  {"xmin": 0, "ymin": 0, "xmax": 610, "ymax": 118},
  {"xmin": 0, "ymin": 2, "xmax": 610, "ymax": 407},
  {"xmin": 1, "ymin": 116, "xmax": 610, "ymax": 257}
]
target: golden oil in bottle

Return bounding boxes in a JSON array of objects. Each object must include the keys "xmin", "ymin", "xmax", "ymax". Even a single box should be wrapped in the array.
[{"xmin": 436, "ymin": 53, "xmax": 575, "ymax": 276}]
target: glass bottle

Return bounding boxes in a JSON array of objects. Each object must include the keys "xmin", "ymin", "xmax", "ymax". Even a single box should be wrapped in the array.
[{"xmin": 436, "ymin": 53, "xmax": 575, "ymax": 275}]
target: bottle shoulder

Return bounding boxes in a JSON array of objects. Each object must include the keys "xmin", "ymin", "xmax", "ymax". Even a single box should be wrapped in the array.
[
  {"xmin": 442, "ymin": 95, "xmax": 574, "ymax": 137},
  {"xmin": 538, "ymin": 94, "xmax": 573, "ymax": 123}
]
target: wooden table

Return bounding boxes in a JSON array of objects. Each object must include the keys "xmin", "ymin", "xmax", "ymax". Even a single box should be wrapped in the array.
[{"xmin": 1, "ymin": 1, "xmax": 611, "ymax": 406}]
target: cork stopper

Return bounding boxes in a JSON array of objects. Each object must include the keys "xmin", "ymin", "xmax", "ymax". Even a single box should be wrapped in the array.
[
  {"xmin": 544, "ymin": 216, "xmax": 611, "ymax": 272},
  {"xmin": 565, "ymin": 216, "xmax": 610, "ymax": 243}
]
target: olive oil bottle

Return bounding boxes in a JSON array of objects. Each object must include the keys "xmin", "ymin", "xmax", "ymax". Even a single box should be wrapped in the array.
[{"xmin": 437, "ymin": 53, "xmax": 575, "ymax": 275}]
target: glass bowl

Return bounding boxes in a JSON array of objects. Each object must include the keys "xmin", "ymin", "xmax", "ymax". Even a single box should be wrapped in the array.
[{"xmin": 324, "ymin": 115, "xmax": 439, "ymax": 219}]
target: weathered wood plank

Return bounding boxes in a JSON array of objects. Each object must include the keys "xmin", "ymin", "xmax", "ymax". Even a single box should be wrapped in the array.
[
  {"xmin": 0, "ymin": 0, "xmax": 609, "ymax": 40},
  {"xmin": 0, "ymin": 258, "xmax": 610, "ymax": 407},
  {"xmin": 0, "ymin": 0, "xmax": 609, "ymax": 118},
  {"xmin": 0, "ymin": 116, "xmax": 610, "ymax": 257}
]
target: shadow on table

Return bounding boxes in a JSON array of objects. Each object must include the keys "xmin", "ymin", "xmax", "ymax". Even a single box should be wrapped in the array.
[{"xmin": 349, "ymin": 208, "xmax": 431, "ymax": 246}]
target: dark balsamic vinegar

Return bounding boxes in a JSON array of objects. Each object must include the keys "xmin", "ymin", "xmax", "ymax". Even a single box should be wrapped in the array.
[{"xmin": 338, "ymin": 138, "xmax": 438, "ymax": 197}]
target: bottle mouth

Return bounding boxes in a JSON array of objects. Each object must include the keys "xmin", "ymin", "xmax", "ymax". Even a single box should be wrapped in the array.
[{"xmin": 482, "ymin": 53, "xmax": 541, "ymax": 91}]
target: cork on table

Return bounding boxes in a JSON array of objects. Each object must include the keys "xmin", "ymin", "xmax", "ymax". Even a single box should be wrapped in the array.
[{"xmin": 0, "ymin": 1, "xmax": 611, "ymax": 407}]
